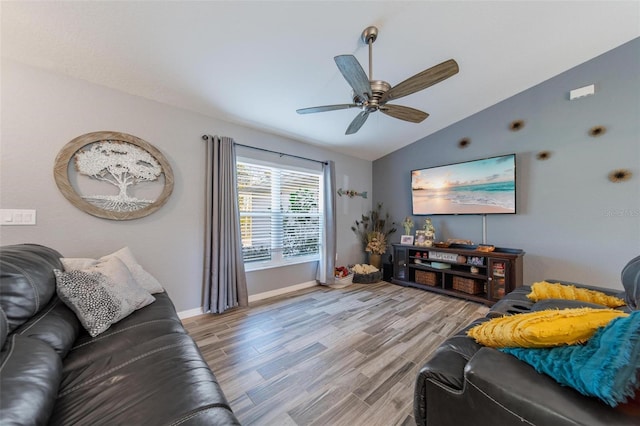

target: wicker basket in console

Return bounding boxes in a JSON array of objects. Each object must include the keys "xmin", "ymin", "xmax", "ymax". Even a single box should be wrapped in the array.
[
  {"xmin": 415, "ymin": 270, "xmax": 438, "ymax": 286},
  {"xmin": 452, "ymin": 276, "xmax": 483, "ymax": 294}
]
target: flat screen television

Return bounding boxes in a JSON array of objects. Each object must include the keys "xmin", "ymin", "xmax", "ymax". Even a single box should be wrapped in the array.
[{"xmin": 411, "ymin": 154, "xmax": 516, "ymax": 215}]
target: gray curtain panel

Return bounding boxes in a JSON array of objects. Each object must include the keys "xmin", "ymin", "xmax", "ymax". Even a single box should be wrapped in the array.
[
  {"xmin": 203, "ymin": 135, "xmax": 248, "ymax": 313},
  {"xmin": 317, "ymin": 160, "xmax": 336, "ymax": 285}
]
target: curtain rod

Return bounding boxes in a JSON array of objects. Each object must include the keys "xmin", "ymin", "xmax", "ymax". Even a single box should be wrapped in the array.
[{"xmin": 202, "ymin": 134, "xmax": 327, "ymax": 165}]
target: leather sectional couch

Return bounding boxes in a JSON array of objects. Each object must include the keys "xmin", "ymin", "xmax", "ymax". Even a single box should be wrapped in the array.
[
  {"xmin": 414, "ymin": 256, "xmax": 640, "ymax": 426},
  {"xmin": 0, "ymin": 244, "xmax": 240, "ymax": 425}
]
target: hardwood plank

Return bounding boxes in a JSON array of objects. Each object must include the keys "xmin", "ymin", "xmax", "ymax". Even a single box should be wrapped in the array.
[{"xmin": 183, "ymin": 282, "xmax": 488, "ymax": 425}]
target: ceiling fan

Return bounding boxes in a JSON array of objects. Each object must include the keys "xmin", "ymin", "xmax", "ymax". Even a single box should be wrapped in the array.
[{"xmin": 297, "ymin": 26, "xmax": 459, "ymax": 135}]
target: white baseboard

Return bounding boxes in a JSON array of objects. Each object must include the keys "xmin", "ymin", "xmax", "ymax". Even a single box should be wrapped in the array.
[
  {"xmin": 177, "ymin": 281, "xmax": 318, "ymax": 318},
  {"xmin": 248, "ymin": 280, "xmax": 318, "ymax": 303},
  {"xmin": 177, "ymin": 306, "xmax": 204, "ymax": 319}
]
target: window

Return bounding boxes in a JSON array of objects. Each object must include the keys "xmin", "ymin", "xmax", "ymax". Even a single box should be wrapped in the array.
[{"xmin": 237, "ymin": 159, "xmax": 322, "ymax": 270}]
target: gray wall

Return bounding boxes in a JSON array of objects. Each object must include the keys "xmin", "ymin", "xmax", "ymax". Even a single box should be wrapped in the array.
[
  {"xmin": 374, "ymin": 38, "xmax": 640, "ymax": 290},
  {"xmin": 0, "ymin": 59, "xmax": 372, "ymax": 312}
]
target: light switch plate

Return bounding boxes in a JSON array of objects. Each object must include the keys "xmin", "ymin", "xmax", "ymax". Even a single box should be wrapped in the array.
[{"xmin": 0, "ymin": 209, "xmax": 37, "ymax": 225}]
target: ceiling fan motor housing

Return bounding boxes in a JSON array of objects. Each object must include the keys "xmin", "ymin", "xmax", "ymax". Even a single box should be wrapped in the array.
[{"xmin": 354, "ymin": 80, "xmax": 391, "ymax": 112}]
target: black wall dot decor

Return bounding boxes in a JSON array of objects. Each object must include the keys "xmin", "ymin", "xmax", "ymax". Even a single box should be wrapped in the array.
[
  {"xmin": 509, "ymin": 119, "xmax": 525, "ymax": 131},
  {"xmin": 608, "ymin": 169, "xmax": 632, "ymax": 183},
  {"xmin": 589, "ymin": 125, "xmax": 607, "ymax": 137},
  {"xmin": 536, "ymin": 151, "xmax": 552, "ymax": 160},
  {"xmin": 458, "ymin": 138, "xmax": 471, "ymax": 148}
]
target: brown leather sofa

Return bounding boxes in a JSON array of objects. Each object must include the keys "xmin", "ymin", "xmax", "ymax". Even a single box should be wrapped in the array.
[
  {"xmin": 0, "ymin": 244, "xmax": 240, "ymax": 425},
  {"xmin": 414, "ymin": 256, "xmax": 640, "ymax": 426}
]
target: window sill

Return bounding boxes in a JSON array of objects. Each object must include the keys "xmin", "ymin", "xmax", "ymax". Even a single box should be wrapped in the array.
[{"xmin": 245, "ymin": 256, "xmax": 320, "ymax": 272}]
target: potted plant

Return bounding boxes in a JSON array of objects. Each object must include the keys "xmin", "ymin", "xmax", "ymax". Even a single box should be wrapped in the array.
[{"xmin": 351, "ymin": 203, "xmax": 396, "ymax": 268}]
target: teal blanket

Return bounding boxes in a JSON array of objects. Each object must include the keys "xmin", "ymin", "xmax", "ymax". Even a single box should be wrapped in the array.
[{"xmin": 502, "ymin": 310, "xmax": 640, "ymax": 406}]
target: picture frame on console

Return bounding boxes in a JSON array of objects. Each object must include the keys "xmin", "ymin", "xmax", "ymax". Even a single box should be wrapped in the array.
[{"xmin": 400, "ymin": 235, "xmax": 414, "ymax": 245}]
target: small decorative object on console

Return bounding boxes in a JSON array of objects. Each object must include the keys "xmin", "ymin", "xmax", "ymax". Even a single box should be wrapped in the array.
[
  {"xmin": 477, "ymin": 244, "xmax": 495, "ymax": 252},
  {"xmin": 431, "ymin": 262, "xmax": 452, "ymax": 270},
  {"xmin": 414, "ymin": 230, "xmax": 428, "ymax": 246},
  {"xmin": 447, "ymin": 238, "xmax": 474, "ymax": 245},
  {"xmin": 402, "ymin": 216, "xmax": 414, "ymax": 235},
  {"xmin": 467, "ymin": 256, "xmax": 485, "ymax": 266},
  {"xmin": 400, "ymin": 235, "xmax": 414, "ymax": 245},
  {"xmin": 428, "ymin": 251, "xmax": 458, "ymax": 262}
]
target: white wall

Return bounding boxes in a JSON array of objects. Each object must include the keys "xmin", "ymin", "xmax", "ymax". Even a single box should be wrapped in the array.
[{"xmin": 0, "ymin": 59, "xmax": 372, "ymax": 311}]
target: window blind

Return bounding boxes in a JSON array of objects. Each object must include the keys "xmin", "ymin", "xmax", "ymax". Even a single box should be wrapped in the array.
[{"xmin": 237, "ymin": 161, "xmax": 322, "ymax": 267}]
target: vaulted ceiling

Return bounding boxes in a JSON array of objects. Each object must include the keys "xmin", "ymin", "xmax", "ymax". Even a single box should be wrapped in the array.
[{"xmin": 2, "ymin": 1, "xmax": 638, "ymax": 160}]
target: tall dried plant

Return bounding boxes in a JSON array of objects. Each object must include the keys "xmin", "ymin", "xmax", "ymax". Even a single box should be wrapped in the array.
[{"xmin": 351, "ymin": 203, "xmax": 397, "ymax": 253}]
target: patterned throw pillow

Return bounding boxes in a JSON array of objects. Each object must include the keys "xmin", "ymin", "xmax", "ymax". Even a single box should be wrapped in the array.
[{"xmin": 54, "ymin": 268, "xmax": 153, "ymax": 337}]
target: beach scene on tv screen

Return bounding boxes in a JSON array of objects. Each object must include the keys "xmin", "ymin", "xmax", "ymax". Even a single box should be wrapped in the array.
[{"xmin": 412, "ymin": 155, "xmax": 516, "ymax": 214}]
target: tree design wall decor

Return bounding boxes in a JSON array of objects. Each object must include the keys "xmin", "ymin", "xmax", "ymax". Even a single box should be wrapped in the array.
[{"xmin": 54, "ymin": 131, "xmax": 174, "ymax": 220}]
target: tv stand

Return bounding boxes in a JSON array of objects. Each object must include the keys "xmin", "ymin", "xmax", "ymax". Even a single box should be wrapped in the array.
[{"xmin": 391, "ymin": 244, "xmax": 525, "ymax": 306}]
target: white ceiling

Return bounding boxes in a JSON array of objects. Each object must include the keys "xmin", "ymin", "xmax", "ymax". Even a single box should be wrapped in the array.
[{"xmin": 2, "ymin": 1, "xmax": 639, "ymax": 161}]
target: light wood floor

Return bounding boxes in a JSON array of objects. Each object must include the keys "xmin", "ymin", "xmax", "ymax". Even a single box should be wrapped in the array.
[{"xmin": 182, "ymin": 281, "xmax": 489, "ymax": 426}]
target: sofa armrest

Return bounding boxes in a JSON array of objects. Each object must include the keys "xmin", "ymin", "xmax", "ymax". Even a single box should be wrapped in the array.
[
  {"xmin": 414, "ymin": 329, "xmax": 485, "ymax": 426},
  {"xmin": 464, "ymin": 348, "xmax": 638, "ymax": 426}
]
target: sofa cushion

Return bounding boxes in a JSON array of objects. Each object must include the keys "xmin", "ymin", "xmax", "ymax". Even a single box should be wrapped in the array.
[
  {"xmin": 63, "ymin": 292, "xmax": 185, "ymax": 371},
  {"xmin": 467, "ymin": 308, "xmax": 627, "ymax": 348},
  {"xmin": 51, "ymin": 333, "xmax": 239, "ymax": 425},
  {"xmin": 0, "ymin": 335, "xmax": 63, "ymax": 425},
  {"xmin": 54, "ymin": 269, "xmax": 154, "ymax": 337},
  {"xmin": 527, "ymin": 281, "xmax": 626, "ymax": 308},
  {"xmin": 502, "ymin": 311, "xmax": 640, "ymax": 407},
  {"xmin": 13, "ymin": 295, "xmax": 81, "ymax": 358},
  {"xmin": 531, "ymin": 298, "xmax": 611, "ymax": 311},
  {"xmin": 0, "ymin": 244, "xmax": 63, "ymax": 333}
]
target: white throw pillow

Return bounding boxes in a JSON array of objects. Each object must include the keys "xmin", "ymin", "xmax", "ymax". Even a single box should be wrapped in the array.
[
  {"xmin": 61, "ymin": 247, "xmax": 164, "ymax": 294},
  {"xmin": 100, "ymin": 247, "xmax": 164, "ymax": 294}
]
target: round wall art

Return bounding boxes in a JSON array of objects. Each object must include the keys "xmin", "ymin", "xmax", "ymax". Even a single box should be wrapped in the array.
[{"xmin": 54, "ymin": 131, "xmax": 174, "ymax": 220}]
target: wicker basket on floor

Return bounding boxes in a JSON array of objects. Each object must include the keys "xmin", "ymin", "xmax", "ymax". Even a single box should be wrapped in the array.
[{"xmin": 352, "ymin": 271, "xmax": 383, "ymax": 284}]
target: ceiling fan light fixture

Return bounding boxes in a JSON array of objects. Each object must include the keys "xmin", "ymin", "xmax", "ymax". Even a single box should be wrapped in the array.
[{"xmin": 296, "ymin": 25, "xmax": 459, "ymax": 134}]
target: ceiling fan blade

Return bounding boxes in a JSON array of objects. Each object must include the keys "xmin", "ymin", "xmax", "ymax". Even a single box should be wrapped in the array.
[
  {"xmin": 380, "ymin": 104, "xmax": 429, "ymax": 123},
  {"xmin": 382, "ymin": 59, "xmax": 459, "ymax": 103},
  {"xmin": 345, "ymin": 111, "xmax": 369, "ymax": 135},
  {"xmin": 297, "ymin": 104, "xmax": 358, "ymax": 114},
  {"xmin": 335, "ymin": 55, "xmax": 372, "ymax": 100}
]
